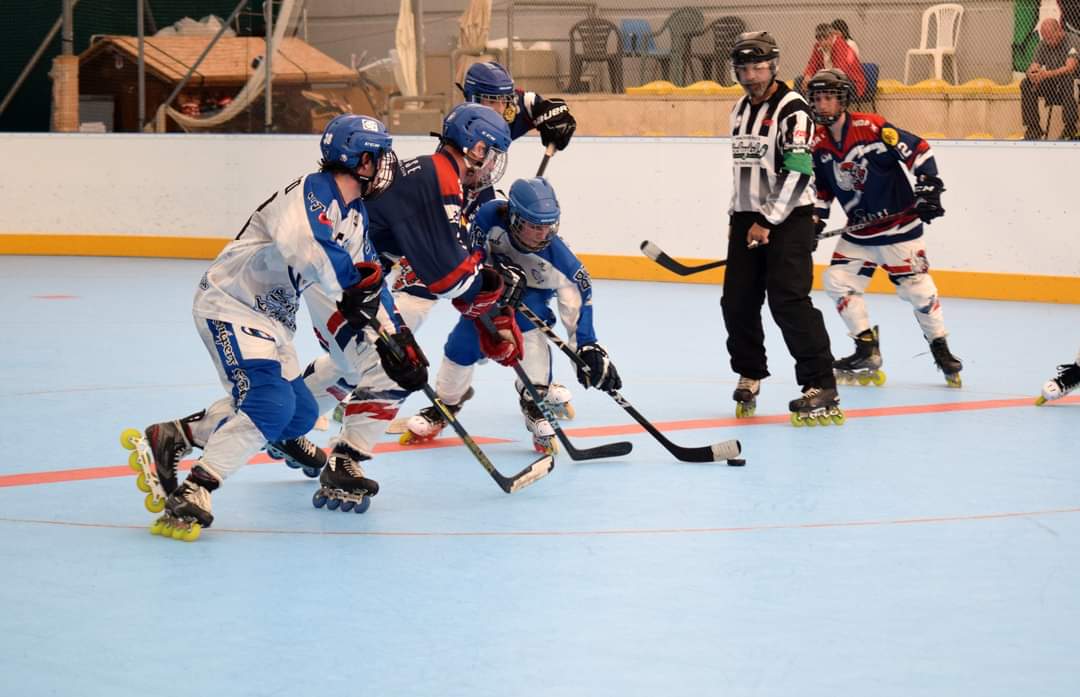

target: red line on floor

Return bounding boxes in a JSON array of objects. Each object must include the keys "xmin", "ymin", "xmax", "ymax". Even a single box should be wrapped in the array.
[
  {"xmin": 31, "ymin": 294, "xmax": 79, "ymax": 300},
  {"xmin": 0, "ymin": 435, "xmax": 513, "ymax": 489},
  {"xmin": 1, "ymin": 395, "xmax": 1074, "ymax": 489}
]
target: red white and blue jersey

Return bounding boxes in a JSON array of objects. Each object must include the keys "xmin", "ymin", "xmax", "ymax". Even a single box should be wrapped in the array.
[
  {"xmin": 811, "ymin": 112, "xmax": 938, "ymax": 246},
  {"xmin": 365, "ymin": 151, "xmax": 486, "ymax": 304},
  {"xmin": 193, "ymin": 171, "xmax": 368, "ymax": 335}
]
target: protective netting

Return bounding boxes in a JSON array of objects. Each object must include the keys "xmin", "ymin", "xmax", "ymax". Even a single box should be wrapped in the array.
[{"xmin": 4, "ymin": 1, "xmax": 1080, "ymax": 138}]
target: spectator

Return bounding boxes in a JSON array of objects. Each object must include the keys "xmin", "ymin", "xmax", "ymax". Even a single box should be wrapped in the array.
[
  {"xmin": 1021, "ymin": 17, "xmax": 1079, "ymax": 140},
  {"xmin": 796, "ymin": 23, "xmax": 866, "ymax": 97},
  {"xmin": 831, "ymin": 19, "xmax": 860, "ymax": 59}
]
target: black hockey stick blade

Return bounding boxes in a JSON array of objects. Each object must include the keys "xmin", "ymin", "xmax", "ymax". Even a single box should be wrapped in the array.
[{"xmin": 639, "ymin": 240, "xmax": 727, "ymax": 276}]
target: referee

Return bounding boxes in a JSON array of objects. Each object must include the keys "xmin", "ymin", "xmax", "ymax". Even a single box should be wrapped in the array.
[{"xmin": 722, "ymin": 31, "xmax": 841, "ymax": 424}]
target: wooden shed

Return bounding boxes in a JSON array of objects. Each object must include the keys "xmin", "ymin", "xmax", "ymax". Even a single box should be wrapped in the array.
[{"xmin": 78, "ymin": 35, "xmax": 360, "ymax": 133}]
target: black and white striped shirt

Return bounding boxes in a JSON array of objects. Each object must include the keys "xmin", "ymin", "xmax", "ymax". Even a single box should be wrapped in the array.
[{"xmin": 729, "ymin": 81, "xmax": 816, "ymax": 224}]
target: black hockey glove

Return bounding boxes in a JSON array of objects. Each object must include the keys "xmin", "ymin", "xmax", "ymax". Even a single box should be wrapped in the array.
[
  {"xmin": 532, "ymin": 97, "xmax": 576, "ymax": 151},
  {"xmin": 812, "ymin": 218, "xmax": 826, "ymax": 252},
  {"xmin": 337, "ymin": 262, "xmax": 384, "ymax": 329},
  {"xmin": 912, "ymin": 174, "xmax": 946, "ymax": 223},
  {"xmin": 576, "ymin": 343, "xmax": 622, "ymax": 392},
  {"xmin": 492, "ymin": 254, "xmax": 528, "ymax": 309},
  {"xmin": 375, "ymin": 327, "xmax": 429, "ymax": 393}
]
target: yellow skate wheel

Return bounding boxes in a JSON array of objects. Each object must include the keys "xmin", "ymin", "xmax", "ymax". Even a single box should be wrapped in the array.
[
  {"xmin": 562, "ymin": 402, "xmax": 576, "ymax": 420},
  {"xmin": 120, "ymin": 428, "xmax": 141, "ymax": 450},
  {"xmin": 1035, "ymin": 395, "xmax": 1047, "ymax": 406},
  {"xmin": 831, "ymin": 411, "xmax": 846, "ymax": 426},
  {"xmin": 177, "ymin": 525, "xmax": 201, "ymax": 542},
  {"xmin": 135, "ymin": 472, "xmax": 151, "ymax": 493},
  {"xmin": 128, "ymin": 451, "xmax": 142, "ymax": 472},
  {"xmin": 856, "ymin": 373, "xmax": 871, "ymax": 386},
  {"xmin": 816, "ymin": 414, "xmax": 832, "ymax": 426},
  {"xmin": 149, "ymin": 519, "xmax": 166, "ymax": 536},
  {"xmin": 735, "ymin": 403, "xmax": 755, "ymax": 418},
  {"xmin": 398, "ymin": 431, "xmax": 418, "ymax": 446},
  {"xmin": 790, "ymin": 413, "xmax": 804, "ymax": 427},
  {"xmin": 144, "ymin": 493, "xmax": 165, "ymax": 513},
  {"xmin": 871, "ymin": 371, "xmax": 887, "ymax": 387},
  {"xmin": 946, "ymin": 375, "xmax": 962, "ymax": 388}
]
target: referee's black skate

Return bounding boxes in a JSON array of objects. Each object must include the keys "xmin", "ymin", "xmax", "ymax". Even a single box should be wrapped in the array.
[
  {"xmin": 834, "ymin": 326, "xmax": 886, "ymax": 386},
  {"xmin": 312, "ymin": 443, "xmax": 379, "ymax": 514},
  {"xmin": 929, "ymin": 336, "xmax": 963, "ymax": 388},
  {"xmin": 150, "ymin": 465, "xmax": 219, "ymax": 542},
  {"xmin": 789, "ymin": 386, "xmax": 845, "ymax": 427},
  {"xmin": 732, "ymin": 376, "xmax": 761, "ymax": 418},
  {"xmin": 267, "ymin": 436, "xmax": 326, "ymax": 478}
]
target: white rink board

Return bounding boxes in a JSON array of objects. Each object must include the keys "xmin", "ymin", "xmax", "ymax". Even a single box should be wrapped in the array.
[{"xmin": 1, "ymin": 133, "xmax": 1078, "ymax": 276}]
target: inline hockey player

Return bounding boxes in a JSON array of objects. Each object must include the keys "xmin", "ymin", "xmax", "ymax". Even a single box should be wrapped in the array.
[
  {"xmin": 121, "ymin": 114, "xmax": 397, "ymax": 538},
  {"xmin": 399, "ymin": 177, "xmax": 621, "ymax": 453},
  {"xmin": 807, "ymin": 68, "xmax": 963, "ymax": 387},
  {"xmin": 457, "ymin": 62, "xmax": 576, "ymax": 219},
  {"xmin": 294, "ymin": 103, "xmax": 526, "ymax": 504},
  {"xmin": 1035, "ymin": 348, "xmax": 1080, "ymax": 405}
]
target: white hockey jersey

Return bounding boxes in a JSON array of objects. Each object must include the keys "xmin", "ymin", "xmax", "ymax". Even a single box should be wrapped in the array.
[{"xmin": 193, "ymin": 171, "xmax": 371, "ymax": 335}]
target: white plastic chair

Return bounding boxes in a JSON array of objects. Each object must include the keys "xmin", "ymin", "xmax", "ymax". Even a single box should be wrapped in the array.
[{"xmin": 904, "ymin": 4, "xmax": 964, "ymax": 84}]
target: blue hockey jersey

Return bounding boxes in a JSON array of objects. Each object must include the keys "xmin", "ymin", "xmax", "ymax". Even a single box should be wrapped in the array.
[{"xmin": 811, "ymin": 111, "xmax": 939, "ymax": 246}]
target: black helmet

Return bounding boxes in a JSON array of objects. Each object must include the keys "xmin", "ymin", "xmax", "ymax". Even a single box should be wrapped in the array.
[
  {"xmin": 806, "ymin": 68, "xmax": 856, "ymax": 125},
  {"xmin": 730, "ymin": 31, "xmax": 780, "ymax": 65}
]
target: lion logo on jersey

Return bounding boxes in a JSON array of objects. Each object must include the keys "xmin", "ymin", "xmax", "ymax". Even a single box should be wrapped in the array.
[{"xmin": 254, "ymin": 286, "xmax": 300, "ymax": 332}]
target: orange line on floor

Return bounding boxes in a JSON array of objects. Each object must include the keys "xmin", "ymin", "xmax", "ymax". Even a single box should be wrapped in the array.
[
  {"xmin": 562, "ymin": 395, "xmax": 1080, "ymax": 438},
  {"xmin": 1, "ymin": 506, "xmax": 1079, "ymax": 538},
  {"xmin": 0, "ymin": 435, "xmax": 513, "ymax": 489},
  {"xmin": 1, "ymin": 395, "xmax": 1074, "ymax": 489}
]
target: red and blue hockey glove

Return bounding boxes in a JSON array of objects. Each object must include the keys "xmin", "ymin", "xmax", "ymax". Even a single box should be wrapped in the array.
[
  {"xmin": 337, "ymin": 261, "xmax": 384, "ymax": 329},
  {"xmin": 476, "ymin": 307, "xmax": 524, "ymax": 366},
  {"xmin": 375, "ymin": 327, "xmax": 429, "ymax": 392}
]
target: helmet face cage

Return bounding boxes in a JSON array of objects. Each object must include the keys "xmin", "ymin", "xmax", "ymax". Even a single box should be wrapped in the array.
[
  {"xmin": 470, "ymin": 93, "xmax": 518, "ymax": 123},
  {"xmin": 508, "ymin": 209, "xmax": 558, "ymax": 252},
  {"xmin": 361, "ymin": 149, "xmax": 397, "ymax": 200},
  {"xmin": 808, "ymin": 71, "xmax": 854, "ymax": 125},
  {"xmin": 463, "ymin": 140, "xmax": 508, "ymax": 190}
]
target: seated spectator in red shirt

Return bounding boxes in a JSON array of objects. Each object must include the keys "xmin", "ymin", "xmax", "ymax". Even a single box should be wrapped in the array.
[{"xmin": 800, "ymin": 23, "xmax": 866, "ymax": 96}]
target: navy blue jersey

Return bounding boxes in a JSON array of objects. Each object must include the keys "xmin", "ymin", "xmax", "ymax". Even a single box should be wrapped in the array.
[
  {"xmin": 365, "ymin": 151, "xmax": 485, "ymax": 303},
  {"xmin": 812, "ymin": 111, "xmax": 939, "ymax": 246}
]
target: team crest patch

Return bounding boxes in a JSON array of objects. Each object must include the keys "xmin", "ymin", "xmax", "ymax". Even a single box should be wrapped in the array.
[{"xmin": 882, "ymin": 127, "xmax": 900, "ymax": 146}]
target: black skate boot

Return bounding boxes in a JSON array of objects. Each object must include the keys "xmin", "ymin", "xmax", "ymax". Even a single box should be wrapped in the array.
[
  {"xmin": 150, "ymin": 464, "xmax": 219, "ymax": 542},
  {"xmin": 267, "ymin": 436, "xmax": 327, "ymax": 478},
  {"xmin": 929, "ymin": 336, "xmax": 963, "ymax": 387},
  {"xmin": 732, "ymin": 376, "xmax": 761, "ymax": 418},
  {"xmin": 1036, "ymin": 363, "xmax": 1080, "ymax": 405},
  {"xmin": 789, "ymin": 386, "xmax": 845, "ymax": 427},
  {"xmin": 834, "ymin": 326, "xmax": 886, "ymax": 386},
  {"xmin": 519, "ymin": 390, "xmax": 557, "ymax": 455},
  {"xmin": 399, "ymin": 387, "xmax": 474, "ymax": 445},
  {"xmin": 313, "ymin": 443, "xmax": 380, "ymax": 514},
  {"xmin": 120, "ymin": 410, "xmax": 203, "ymax": 513}
]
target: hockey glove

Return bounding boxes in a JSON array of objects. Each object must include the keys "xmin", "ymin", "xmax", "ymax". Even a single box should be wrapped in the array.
[
  {"xmin": 576, "ymin": 343, "xmax": 622, "ymax": 392},
  {"xmin": 452, "ymin": 267, "xmax": 504, "ymax": 319},
  {"xmin": 913, "ymin": 174, "xmax": 946, "ymax": 223},
  {"xmin": 375, "ymin": 327, "xmax": 429, "ymax": 392},
  {"xmin": 532, "ymin": 97, "xmax": 576, "ymax": 151},
  {"xmin": 491, "ymin": 254, "xmax": 527, "ymax": 309},
  {"xmin": 476, "ymin": 307, "xmax": 524, "ymax": 367},
  {"xmin": 337, "ymin": 262, "xmax": 384, "ymax": 329},
  {"xmin": 812, "ymin": 218, "xmax": 826, "ymax": 252}
]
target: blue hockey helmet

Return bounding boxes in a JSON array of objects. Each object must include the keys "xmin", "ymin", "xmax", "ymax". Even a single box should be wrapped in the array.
[
  {"xmin": 320, "ymin": 114, "xmax": 397, "ymax": 198},
  {"xmin": 441, "ymin": 103, "xmax": 512, "ymax": 189},
  {"xmin": 507, "ymin": 177, "xmax": 560, "ymax": 252},
  {"xmin": 462, "ymin": 61, "xmax": 518, "ymax": 122}
]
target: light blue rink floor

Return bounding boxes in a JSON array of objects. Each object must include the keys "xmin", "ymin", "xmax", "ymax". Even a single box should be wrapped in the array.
[{"xmin": 1, "ymin": 256, "xmax": 1078, "ymax": 697}]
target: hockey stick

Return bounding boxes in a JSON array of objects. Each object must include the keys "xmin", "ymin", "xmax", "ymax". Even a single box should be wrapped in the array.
[
  {"xmin": 477, "ymin": 313, "xmax": 633, "ymax": 461},
  {"xmin": 535, "ymin": 143, "xmax": 557, "ymax": 177},
  {"xmin": 368, "ymin": 319, "xmax": 553, "ymax": 494},
  {"xmin": 516, "ymin": 305, "xmax": 742, "ymax": 464},
  {"xmin": 641, "ymin": 209, "xmax": 918, "ymax": 275}
]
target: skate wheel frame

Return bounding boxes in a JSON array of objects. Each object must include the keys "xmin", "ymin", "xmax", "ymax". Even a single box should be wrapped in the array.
[
  {"xmin": 150, "ymin": 516, "xmax": 201, "ymax": 541},
  {"xmin": 121, "ymin": 427, "xmax": 168, "ymax": 514}
]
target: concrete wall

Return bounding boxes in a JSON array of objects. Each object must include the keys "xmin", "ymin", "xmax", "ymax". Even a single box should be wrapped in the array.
[{"xmin": 2, "ymin": 132, "xmax": 1078, "ymax": 279}]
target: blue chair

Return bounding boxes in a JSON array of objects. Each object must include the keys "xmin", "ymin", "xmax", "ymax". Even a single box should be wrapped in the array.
[
  {"xmin": 620, "ymin": 19, "xmax": 666, "ymax": 86},
  {"xmin": 856, "ymin": 62, "xmax": 879, "ymax": 112}
]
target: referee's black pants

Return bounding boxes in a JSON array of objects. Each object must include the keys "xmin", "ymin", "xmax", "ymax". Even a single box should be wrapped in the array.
[{"xmin": 721, "ymin": 206, "xmax": 836, "ymax": 390}]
